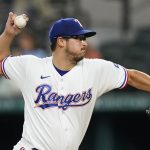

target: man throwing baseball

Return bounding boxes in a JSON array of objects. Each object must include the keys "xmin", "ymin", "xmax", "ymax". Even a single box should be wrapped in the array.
[{"xmin": 0, "ymin": 12, "xmax": 150, "ymax": 150}]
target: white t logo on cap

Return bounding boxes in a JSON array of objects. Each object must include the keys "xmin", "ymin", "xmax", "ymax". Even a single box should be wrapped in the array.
[{"xmin": 74, "ymin": 19, "xmax": 83, "ymax": 27}]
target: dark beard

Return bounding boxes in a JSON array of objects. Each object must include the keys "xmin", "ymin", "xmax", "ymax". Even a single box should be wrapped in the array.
[
  {"xmin": 74, "ymin": 55, "xmax": 84, "ymax": 62},
  {"xmin": 65, "ymin": 47, "xmax": 85, "ymax": 62}
]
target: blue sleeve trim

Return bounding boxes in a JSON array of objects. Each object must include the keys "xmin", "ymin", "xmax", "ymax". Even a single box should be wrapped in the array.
[
  {"xmin": 119, "ymin": 67, "xmax": 128, "ymax": 89},
  {"xmin": 1, "ymin": 57, "xmax": 10, "ymax": 79}
]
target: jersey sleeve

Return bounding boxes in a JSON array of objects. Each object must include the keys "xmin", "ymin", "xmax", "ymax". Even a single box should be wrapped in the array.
[
  {"xmin": 1, "ymin": 55, "xmax": 37, "ymax": 85},
  {"xmin": 1, "ymin": 56, "xmax": 26, "ymax": 82},
  {"xmin": 91, "ymin": 59, "xmax": 128, "ymax": 96},
  {"xmin": 112, "ymin": 63, "xmax": 128, "ymax": 89}
]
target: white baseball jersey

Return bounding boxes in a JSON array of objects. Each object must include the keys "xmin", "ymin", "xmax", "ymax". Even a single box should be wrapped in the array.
[{"xmin": 2, "ymin": 55, "xmax": 127, "ymax": 150}]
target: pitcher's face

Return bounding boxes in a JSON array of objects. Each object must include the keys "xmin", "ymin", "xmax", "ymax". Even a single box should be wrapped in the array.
[{"xmin": 64, "ymin": 35, "xmax": 88, "ymax": 62}]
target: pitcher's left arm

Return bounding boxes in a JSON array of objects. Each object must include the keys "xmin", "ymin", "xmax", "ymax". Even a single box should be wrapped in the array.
[{"xmin": 127, "ymin": 69, "xmax": 150, "ymax": 92}]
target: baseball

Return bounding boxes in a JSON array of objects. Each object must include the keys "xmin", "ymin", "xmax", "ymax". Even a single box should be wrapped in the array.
[{"xmin": 14, "ymin": 15, "xmax": 27, "ymax": 29}]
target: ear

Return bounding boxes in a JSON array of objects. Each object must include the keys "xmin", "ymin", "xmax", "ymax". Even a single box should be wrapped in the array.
[{"xmin": 57, "ymin": 37, "xmax": 66, "ymax": 47}]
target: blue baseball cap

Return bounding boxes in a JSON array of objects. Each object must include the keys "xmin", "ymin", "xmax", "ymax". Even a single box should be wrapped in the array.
[{"xmin": 49, "ymin": 18, "xmax": 96, "ymax": 43}]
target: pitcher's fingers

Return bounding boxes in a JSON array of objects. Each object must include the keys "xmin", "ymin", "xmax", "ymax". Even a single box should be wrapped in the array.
[
  {"xmin": 22, "ymin": 14, "xmax": 29, "ymax": 22},
  {"xmin": 8, "ymin": 12, "xmax": 17, "ymax": 25},
  {"xmin": 7, "ymin": 12, "xmax": 14, "ymax": 24},
  {"xmin": 11, "ymin": 13, "xmax": 17, "ymax": 22}
]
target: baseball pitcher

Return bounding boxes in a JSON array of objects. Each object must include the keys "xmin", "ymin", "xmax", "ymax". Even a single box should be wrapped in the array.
[{"xmin": 0, "ymin": 12, "xmax": 150, "ymax": 150}]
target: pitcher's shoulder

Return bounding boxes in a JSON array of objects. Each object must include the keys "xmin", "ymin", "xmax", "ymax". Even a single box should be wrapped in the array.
[{"xmin": 82, "ymin": 58, "xmax": 107, "ymax": 65}]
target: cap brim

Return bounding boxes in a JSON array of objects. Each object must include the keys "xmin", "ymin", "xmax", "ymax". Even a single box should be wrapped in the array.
[{"xmin": 72, "ymin": 29, "xmax": 96, "ymax": 37}]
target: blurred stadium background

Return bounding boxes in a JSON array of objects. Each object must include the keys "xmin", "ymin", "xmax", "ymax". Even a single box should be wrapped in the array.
[{"xmin": 0, "ymin": 0, "xmax": 150, "ymax": 149}]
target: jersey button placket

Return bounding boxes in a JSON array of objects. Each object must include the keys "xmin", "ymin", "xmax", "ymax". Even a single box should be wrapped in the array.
[
  {"xmin": 59, "ymin": 77, "xmax": 64, "ymax": 92},
  {"xmin": 59, "ymin": 78, "xmax": 69, "ymax": 139},
  {"xmin": 62, "ymin": 111, "xmax": 69, "ymax": 150},
  {"xmin": 58, "ymin": 77, "xmax": 69, "ymax": 149}
]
